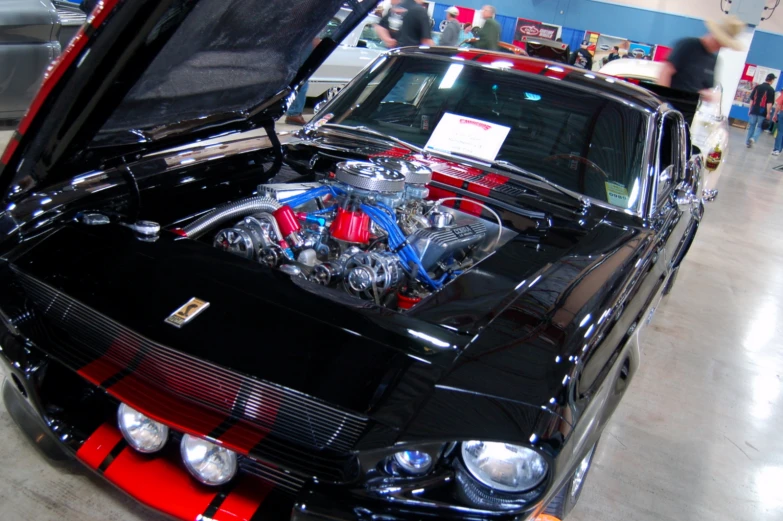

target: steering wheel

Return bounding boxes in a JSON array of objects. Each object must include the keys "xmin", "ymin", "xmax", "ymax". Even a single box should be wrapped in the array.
[{"xmin": 544, "ymin": 154, "xmax": 609, "ymax": 179}]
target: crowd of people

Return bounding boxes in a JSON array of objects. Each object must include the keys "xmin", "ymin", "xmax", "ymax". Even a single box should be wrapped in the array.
[
  {"xmin": 287, "ymin": 2, "xmax": 781, "ymax": 164},
  {"xmin": 286, "ymin": 2, "xmax": 501, "ymax": 125}
]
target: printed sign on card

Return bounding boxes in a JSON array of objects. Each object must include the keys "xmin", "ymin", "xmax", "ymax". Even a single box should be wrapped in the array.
[{"xmin": 424, "ymin": 113, "xmax": 511, "ymax": 163}]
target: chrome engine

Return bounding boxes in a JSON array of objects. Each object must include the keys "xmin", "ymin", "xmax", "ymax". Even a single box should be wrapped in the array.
[{"xmin": 205, "ymin": 160, "xmax": 507, "ymax": 309}]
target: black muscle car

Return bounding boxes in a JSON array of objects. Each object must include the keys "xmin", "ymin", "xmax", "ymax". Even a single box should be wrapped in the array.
[{"xmin": 0, "ymin": 1, "xmax": 703, "ymax": 520}]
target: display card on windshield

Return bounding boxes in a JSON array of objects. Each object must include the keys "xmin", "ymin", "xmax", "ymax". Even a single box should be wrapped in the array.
[{"xmin": 424, "ymin": 113, "xmax": 511, "ymax": 162}]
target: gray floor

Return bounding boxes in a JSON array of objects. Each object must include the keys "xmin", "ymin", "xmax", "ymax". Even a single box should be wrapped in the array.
[
  {"xmin": 0, "ymin": 130, "xmax": 11, "ymax": 154},
  {"xmin": 1, "ymin": 126, "xmax": 783, "ymax": 521}
]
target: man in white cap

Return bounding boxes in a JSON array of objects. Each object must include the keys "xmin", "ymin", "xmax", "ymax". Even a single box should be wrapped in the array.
[
  {"xmin": 659, "ymin": 15, "xmax": 746, "ymax": 97},
  {"xmin": 439, "ymin": 6, "xmax": 461, "ymax": 46}
]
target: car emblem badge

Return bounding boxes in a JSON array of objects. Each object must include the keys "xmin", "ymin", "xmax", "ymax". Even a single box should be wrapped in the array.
[{"xmin": 165, "ymin": 297, "xmax": 210, "ymax": 328}]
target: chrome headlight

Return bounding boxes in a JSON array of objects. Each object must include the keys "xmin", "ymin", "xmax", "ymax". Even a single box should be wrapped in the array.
[
  {"xmin": 180, "ymin": 434, "xmax": 237, "ymax": 486},
  {"xmin": 461, "ymin": 441, "xmax": 547, "ymax": 492},
  {"xmin": 117, "ymin": 403, "xmax": 169, "ymax": 453}
]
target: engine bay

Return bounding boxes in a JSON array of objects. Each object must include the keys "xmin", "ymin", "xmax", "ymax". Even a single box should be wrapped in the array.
[{"xmin": 180, "ymin": 159, "xmax": 514, "ymax": 310}]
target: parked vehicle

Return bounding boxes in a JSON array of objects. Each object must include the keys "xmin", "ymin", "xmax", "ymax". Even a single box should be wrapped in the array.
[
  {"xmin": 309, "ymin": 10, "xmax": 384, "ymax": 101},
  {"xmin": 600, "ymin": 58, "xmax": 728, "ymax": 201},
  {"xmin": 518, "ymin": 36, "xmax": 570, "ymax": 63},
  {"xmin": 0, "ymin": 1, "xmax": 702, "ymax": 521},
  {"xmin": 53, "ymin": 1, "xmax": 86, "ymax": 50},
  {"xmin": 0, "ymin": 0, "xmax": 62, "ymax": 120}
]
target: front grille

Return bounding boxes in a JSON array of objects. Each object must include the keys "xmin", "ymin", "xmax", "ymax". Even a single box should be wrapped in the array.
[
  {"xmin": 14, "ymin": 269, "xmax": 367, "ymax": 485},
  {"xmin": 239, "ymin": 457, "xmax": 306, "ymax": 494}
]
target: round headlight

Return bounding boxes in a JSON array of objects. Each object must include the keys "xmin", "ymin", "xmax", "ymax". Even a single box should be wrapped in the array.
[
  {"xmin": 461, "ymin": 441, "xmax": 547, "ymax": 492},
  {"xmin": 180, "ymin": 434, "xmax": 237, "ymax": 486},
  {"xmin": 393, "ymin": 450, "xmax": 433, "ymax": 475},
  {"xmin": 117, "ymin": 403, "xmax": 169, "ymax": 453}
]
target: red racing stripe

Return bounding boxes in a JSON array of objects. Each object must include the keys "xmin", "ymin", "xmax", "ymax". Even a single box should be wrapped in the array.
[
  {"xmin": 77, "ymin": 423, "xmax": 282, "ymax": 521},
  {"xmin": 14, "ymin": 0, "xmax": 119, "ymax": 138},
  {"xmin": 103, "ymin": 439, "xmax": 217, "ymax": 520},
  {"xmin": 76, "ymin": 423, "xmax": 124, "ymax": 469},
  {"xmin": 212, "ymin": 477, "xmax": 275, "ymax": 521},
  {"xmin": 77, "ymin": 336, "xmax": 142, "ymax": 386},
  {"xmin": 368, "ymin": 147, "xmax": 411, "ymax": 158},
  {"xmin": 106, "ymin": 371, "xmax": 227, "ymax": 442}
]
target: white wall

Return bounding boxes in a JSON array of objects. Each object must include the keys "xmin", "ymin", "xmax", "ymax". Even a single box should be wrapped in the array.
[{"xmin": 593, "ymin": 0, "xmax": 783, "ymax": 34}]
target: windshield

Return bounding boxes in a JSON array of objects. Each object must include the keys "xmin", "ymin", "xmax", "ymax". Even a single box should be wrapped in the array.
[{"xmin": 321, "ymin": 55, "xmax": 649, "ymax": 210}]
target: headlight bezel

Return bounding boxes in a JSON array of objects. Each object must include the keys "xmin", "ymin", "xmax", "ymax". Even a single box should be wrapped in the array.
[{"xmin": 459, "ymin": 440, "xmax": 549, "ymax": 494}]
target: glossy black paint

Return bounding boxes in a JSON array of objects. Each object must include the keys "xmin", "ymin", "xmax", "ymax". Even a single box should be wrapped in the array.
[{"xmin": 0, "ymin": 45, "xmax": 697, "ymax": 521}]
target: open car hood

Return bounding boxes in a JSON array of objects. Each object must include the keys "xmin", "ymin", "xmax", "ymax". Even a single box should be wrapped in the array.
[{"xmin": 0, "ymin": 0, "xmax": 381, "ymax": 203}]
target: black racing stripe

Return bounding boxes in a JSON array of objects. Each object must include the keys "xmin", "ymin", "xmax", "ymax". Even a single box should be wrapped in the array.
[
  {"xmin": 249, "ymin": 488, "xmax": 296, "ymax": 521},
  {"xmin": 208, "ymin": 384, "xmax": 253, "ymax": 438},
  {"xmin": 469, "ymin": 52, "xmax": 487, "ymax": 61},
  {"xmin": 100, "ymin": 345, "xmax": 151, "ymax": 388},
  {"xmin": 207, "ymin": 416, "xmax": 240, "ymax": 439},
  {"xmin": 201, "ymin": 481, "xmax": 238, "ymax": 519},
  {"xmin": 461, "ymin": 180, "xmax": 470, "ymax": 190},
  {"xmin": 98, "ymin": 439, "xmax": 127, "ymax": 474}
]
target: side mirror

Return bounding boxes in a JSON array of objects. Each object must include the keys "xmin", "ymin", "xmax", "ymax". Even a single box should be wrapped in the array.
[
  {"xmin": 674, "ymin": 155, "xmax": 704, "ymax": 219},
  {"xmin": 357, "ymin": 40, "xmax": 368, "ymax": 48}
]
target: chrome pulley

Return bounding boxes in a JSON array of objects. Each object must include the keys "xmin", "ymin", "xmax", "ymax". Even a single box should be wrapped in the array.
[{"xmin": 343, "ymin": 252, "xmax": 402, "ymax": 300}]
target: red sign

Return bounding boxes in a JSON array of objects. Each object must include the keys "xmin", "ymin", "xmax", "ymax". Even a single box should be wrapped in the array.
[
  {"xmin": 538, "ymin": 24, "xmax": 558, "ymax": 40},
  {"xmin": 513, "ymin": 18, "xmax": 558, "ymax": 48},
  {"xmin": 455, "ymin": 6, "xmax": 475, "ymax": 24}
]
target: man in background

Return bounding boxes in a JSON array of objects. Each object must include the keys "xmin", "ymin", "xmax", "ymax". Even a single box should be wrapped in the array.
[
  {"xmin": 746, "ymin": 73, "xmax": 777, "ymax": 148},
  {"xmin": 439, "ymin": 6, "xmax": 461, "ymax": 46},
  {"xmin": 570, "ymin": 41, "xmax": 593, "ymax": 70},
  {"xmin": 607, "ymin": 46, "xmax": 621, "ymax": 62},
  {"xmin": 659, "ymin": 16, "xmax": 745, "ymax": 97},
  {"xmin": 473, "ymin": 5, "xmax": 500, "ymax": 51},
  {"xmin": 375, "ymin": 0, "xmax": 434, "ymax": 48}
]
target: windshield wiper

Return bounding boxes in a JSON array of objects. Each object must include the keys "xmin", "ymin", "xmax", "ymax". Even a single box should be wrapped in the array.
[
  {"xmin": 316, "ymin": 123, "xmax": 426, "ymax": 154},
  {"xmin": 491, "ymin": 159, "xmax": 590, "ymax": 209}
]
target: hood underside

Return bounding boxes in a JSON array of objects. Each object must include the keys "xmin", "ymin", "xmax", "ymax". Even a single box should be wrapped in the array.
[{"xmin": 0, "ymin": 0, "xmax": 380, "ymax": 202}]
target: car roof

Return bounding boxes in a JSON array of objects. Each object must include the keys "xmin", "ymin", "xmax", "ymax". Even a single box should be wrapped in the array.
[{"xmin": 393, "ymin": 47, "xmax": 664, "ymax": 112}]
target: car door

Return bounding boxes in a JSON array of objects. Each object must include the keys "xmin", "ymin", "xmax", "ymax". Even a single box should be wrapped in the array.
[{"xmin": 650, "ymin": 110, "xmax": 692, "ymax": 279}]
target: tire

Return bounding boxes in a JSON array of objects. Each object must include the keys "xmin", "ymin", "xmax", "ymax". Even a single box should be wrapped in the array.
[
  {"xmin": 321, "ymin": 87, "xmax": 341, "ymax": 102},
  {"xmin": 544, "ymin": 440, "xmax": 598, "ymax": 519}
]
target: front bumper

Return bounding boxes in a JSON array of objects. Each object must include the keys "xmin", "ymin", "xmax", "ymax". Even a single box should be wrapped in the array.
[{"xmin": 0, "ymin": 332, "xmax": 551, "ymax": 521}]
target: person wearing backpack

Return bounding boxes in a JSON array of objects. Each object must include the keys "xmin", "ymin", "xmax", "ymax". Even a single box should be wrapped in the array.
[{"xmin": 746, "ymin": 73, "xmax": 777, "ymax": 148}]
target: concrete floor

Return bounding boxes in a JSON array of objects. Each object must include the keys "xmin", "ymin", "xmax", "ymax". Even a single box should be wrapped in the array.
[{"xmin": 1, "ymin": 126, "xmax": 783, "ymax": 520}]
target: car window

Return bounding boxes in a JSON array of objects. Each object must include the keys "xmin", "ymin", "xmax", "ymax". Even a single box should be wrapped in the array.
[
  {"xmin": 329, "ymin": 57, "xmax": 649, "ymax": 210},
  {"xmin": 656, "ymin": 114, "xmax": 680, "ymax": 206},
  {"xmin": 359, "ymin": 22, "xmax": 386, "ymax": 50},
  {"xmin": 320, "ymin": 17, "xmax": 342, "ymax": 40}
]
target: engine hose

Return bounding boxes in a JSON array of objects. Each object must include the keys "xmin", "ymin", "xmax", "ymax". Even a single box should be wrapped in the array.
[{"xmin": 182, "ymin": 196, "xmax": 282, "ymax": 239}]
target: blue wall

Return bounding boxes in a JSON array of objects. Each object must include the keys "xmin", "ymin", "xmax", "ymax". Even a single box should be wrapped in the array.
[
  {"xmin": 453, "ymin": 0, "xmax": 707, "ymax": 46},
  {"xmin": 453, "ymin": 0, "xmax": 783, "ymax": 123}
]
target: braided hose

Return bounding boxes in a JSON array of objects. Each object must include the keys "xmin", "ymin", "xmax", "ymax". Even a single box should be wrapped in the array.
[{"xmin": 182, "ymin": 196, "xmax": 282, "ymax": 239}]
